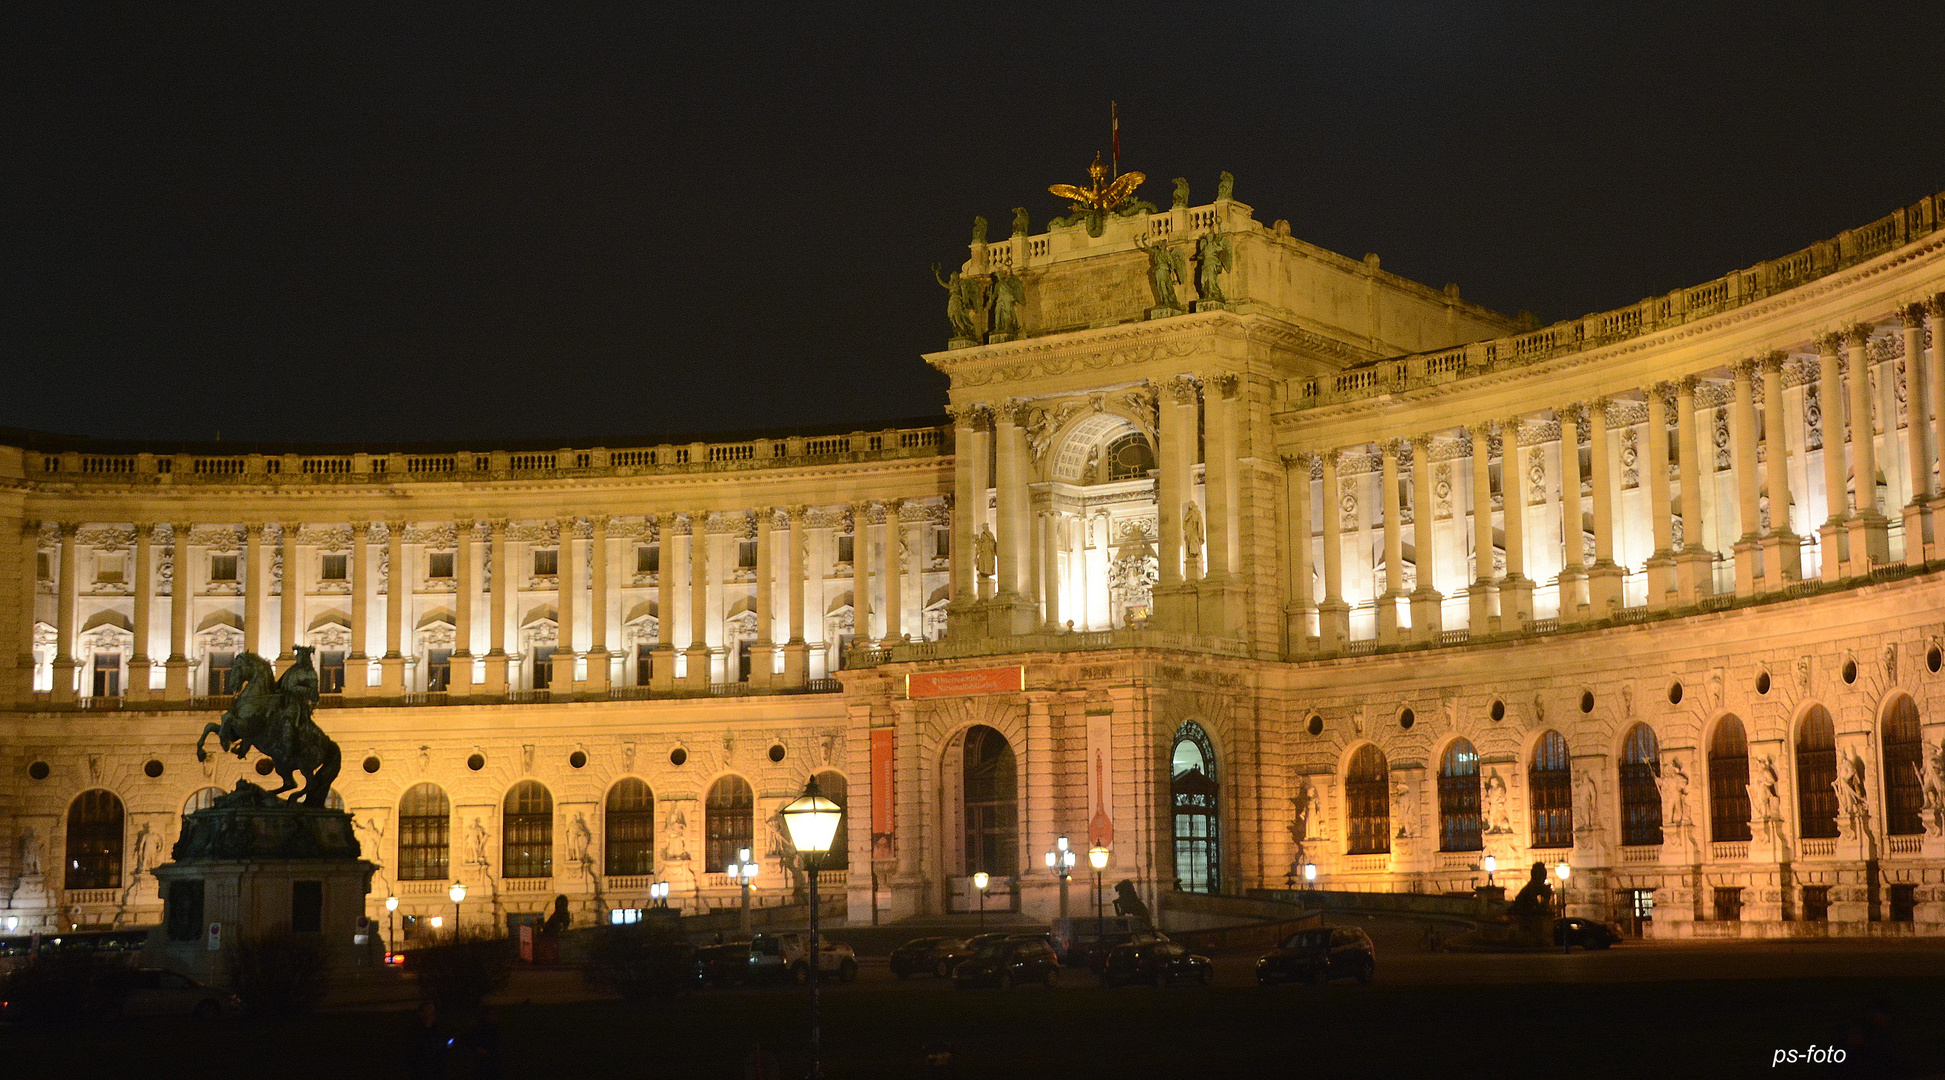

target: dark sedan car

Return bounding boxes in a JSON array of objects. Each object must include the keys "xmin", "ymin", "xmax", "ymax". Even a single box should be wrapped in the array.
[
  {"xmin": 1554, "ymin": 917, "xmax": 1623, "ymax": 951},
  {"xmin": 1255, "ymin": 926, "xmax": 1375, "ymax": 986},
  {"xmin": 952, "ymin": 937, "xmax": 1061, "ymax": 989},
  {"xmin": 694, "ymin": 937, "xmax": 784, "ymax": 987},
  {"xmin": 1100, "ymin": 939, "xmax": 1213, "ymax": 988},
  {"xmin": 890, "ymin": 936, "xmax": 968, "ymax": 979},
  {"xmin": 933, "ymin": 932, "xmax": 1015, "ymax": 975}
]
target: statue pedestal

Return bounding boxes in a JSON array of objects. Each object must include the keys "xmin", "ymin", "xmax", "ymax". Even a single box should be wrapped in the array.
[
  {"xmin": 4, "ymin": 872, "xmax": 57, "ymax": 932},
  {"xmin": 148, "ymin": 784, "xmax": 376, "ymax": 989},
  {"xmin": 1145, "ymin": 306, "xmax": 1183, "ymax": 320}
]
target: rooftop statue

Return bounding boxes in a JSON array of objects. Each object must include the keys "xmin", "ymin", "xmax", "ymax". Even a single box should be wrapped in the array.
[
  {"xmin": 1195, "ymin": 230, "xmax": 1233, "ymax": 304},
  {"xmin": 1171, "ymin": 177, "xmax": 1189, "ymax": 209},
  {"xmin": 1011, "ymin": 207, "xmax": 1030, "ymax": 236},
  {"xmin": 989, "ymin": 270, "xmax": 1024, "ymax": 338},
  {"xmin": 970, "ymin": 215, "xmax": 989, "ymax": 246},
  {"xmin": 1134, "ymin": 235, "xmax": 1187, "ymax": 312},
  {"xmin": 932, "ymin": 265, "xmax": 986, "ymax": 342},
  {"xmin": 195, "ymin": 646, "xmax": 343, "ymax": 808},
  {"xmin": 1049, "ymin": 152, "xmax": 1155, "ymax": 236},
  {"xmin": 1216, "ymin": 170, "xmax": 1235, "ymax": 201}
]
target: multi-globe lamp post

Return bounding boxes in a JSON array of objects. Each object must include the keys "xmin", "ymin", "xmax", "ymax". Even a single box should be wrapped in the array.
[
  {"xmin": 728, "ymin": 847, "xmax": 761, "ymax": 935},
  {"xmin": 780, "ymin": 776, "xmax": 843, "ymax": 1080},
  {"xmin": 649, "ymin": 880, "xmax": 670, "ymax": 909},
  {"xmin": 1045, "ymin": 835, "xmax": 1076, "ymax": 919}
]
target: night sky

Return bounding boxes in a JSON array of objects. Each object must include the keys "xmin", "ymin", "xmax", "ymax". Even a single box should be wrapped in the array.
[{"xmin": 7, "ymin": 4, "xmax": 1944, "ymax": 446}]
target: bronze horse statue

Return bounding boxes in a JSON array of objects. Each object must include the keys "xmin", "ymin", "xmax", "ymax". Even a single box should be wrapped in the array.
[{"xmin": 195, "ymin": 647, "xmax": 342, "ymax": 808}]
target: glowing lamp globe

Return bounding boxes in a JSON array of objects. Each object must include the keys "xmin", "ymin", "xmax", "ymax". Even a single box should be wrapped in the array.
[
  {"xmin": 973, "ymin": 871, "xmax": 990, "ymax": 891},
  {"xmin": 1088, "ymin": 845, "xmax": 1109, "ymax": 871},
  {"xmin": 1555, "ymin": 862, "xmax": 1571, "ymax": 882},
  {"xmin": 781, "ymin": 777, "xmax": 843, "ymax": 855},
  {"xmin": 1302, "ymin": 862, "xmax": 1317, "ymax": 882},
  {"xmin": 450, "ymin": 881, "xmax": 467, "ymax": 905},
  {"xmin": 1482, "ymin": 855, "xmax": 1496, "ymax": 875},
  {"xmin": 385, "ymin": 896, "xmax": 399, "ymax": 913}
]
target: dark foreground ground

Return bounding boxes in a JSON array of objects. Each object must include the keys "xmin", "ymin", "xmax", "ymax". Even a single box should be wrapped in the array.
[{"xmin": 5, "ymin": 938, "xmax": 1944, "ymax": 1079}]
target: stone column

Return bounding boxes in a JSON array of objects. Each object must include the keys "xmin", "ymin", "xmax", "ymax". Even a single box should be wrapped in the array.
[
  {"xmin": 1376, "ymin": 441, "xmax": 1404, "ymax": 643},
  {"xmin": 379, "ymin": 520, "xmax": 406, "ymax": 695},
  {"xmin": 1156, "ymin": 377, "xmax": 1200, "ymax": 632},
  {"xmin": 1586, "ymin": 401, "xmax": 1623, "ymax": 616},
  {"xmin": 685, "ymin": 511, "xmax": 711, "ymax": 690},
  {"xmin": 1557, "ymin": 408, "xmax": 1587, "ymax": 621},
  {"xmin": 1901, "ymin": 307, "xmax": 1932, "ymax": 565},
  {"xmin": 1760, "ymin": 353, "xmax": 1803, "ymax": 586},
  {"xmin": 1845, "ymin": 326, "xmax": 1890, "ymax": 568},
  {"xmin": 278, "ymin": 522, "xmax": 301, "ymax": 666},
  {"xmin": 1730, "ymin": 362, "xmax": 1763, "ymax": 594},
  {"xmin": 1407, "ymin": 437, "xmax": 1442, "ymax": 640},
  {"xmin": 782, "ymin": 506, "xmax": 809, "ymax": 687},
  {"xmin": 553, "ymin": 516, "xmax": 579, "ymax": 692},
  {"xmin": 1499, "ymin": 418, "xmax": 1532, "ymax": 629},
  {"xmin": 1928, "ymin": 298, "xmax": 1945, "ymax": 556},
  {"xmin": 586, "ymin": 515, "xmax": 611, "ymax": 690},
  {"xmin": 752, "ymin": 508, "xmax": 775, "ymax": 687},
  {"xmin": 484, "ymin": 519, "xmax": 510, "ymax": 696},
  {"xmin": 993, "ymin": 404, "xmax": 1035, "ymax": 634},
  {"xmin": 1673, "ymin": 378, "xmax": 1714, "ymax": 602},
  {"xmin": 1468, "ymin": 423, "xmax": 1496, "ymax": 632},
  {"xmin": 1317, "ymin": 450, "xmax": 1349, "ymax": 651},
  {"xmin": 451, "ymin": 519, "xmax": 474, "ymax": 691},
  {"xmin": 1286, "ymin": 455, "xmax": 1317, "ymax": 654},
  {"xmin": 1645, "ymin": 386, "xmax": 1678, "ymax": 607},
  {"xmin": 651, "ymin": 513, "xmax": 677, "ymax": 692},
  {"xmin": 347, "ymin": 521, "xmax": 371, "ymax": 697},
  {"xmin": 128, "ymin": 522, "xmax": 154, "ymax": 698},
  {"xmin": 850, "ymin": 503, "xmax": 873, "ymax": 649},
  {"xmin": 1039, "ymin": 509, "xmax": 1062, "ymax": 630},
  {"xmin": 1817, "ymin": 335, "xmax": 1849, "ymax": 581},
  {"xmin": 883, "ymin": 502, "xmax": 905, "ymax": 645},
  {"xmin": 948, "ymin": 407, "xmax": 979, "ymax": 610},
  {"xmin": 164, "ymin": 522, "xmax": 193, "ymax": 699},
  {"xmin": 51, "ymin": 523, "xmax": 77, "ymax": 702},
  {"xmin": 966, "ymin": 409, "xmax": 995, "ymax": 605},
  {"xmin": 243, "ymin": 523, "xmax": 266, "ymax": 657},
  {"xmin": 1204, "ymin": 373, "xmax": 1237, "ymax": 581}
]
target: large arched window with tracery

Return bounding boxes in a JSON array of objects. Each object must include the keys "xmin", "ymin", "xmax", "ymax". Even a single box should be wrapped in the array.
[
  {"xmin": 1708, "ymin": 716, "xmax": 1752, "ymax": 843},
  {"xmin": 604, "ymin": 779, "xmax": 655, "ymax": 877},
  {"xmin": 1529, "ymin": 731, "xmax": 1572, "ymax": 849},
  {"xmin": 1437, "ymin": 738, "xmax": 1482, "ymax": 852},
  {"xmin": 1797, "ymin": 707, "xmax": 1839, "ymax": 840},
  {"xmin": 502, "ymin": 781, "xmax": 554, "ymax": 879},
  {"xmin": 1345, "ymin": 745, "xmax": 1390, "ymax": 855},
  {"xmin": 962, "ymin": 726, "xmax": 1018, "ymax": 877},
  {"xmin": 65, "ymin": 789, "xmax": 124, "ymax": 890},
  {"xmin": 1171, "ymin": 722, "xmax": 1220, "ymax": 892},
  {"xmin": 705, "ymin": 775, "xmax": 754, "ymax": 873},
  {"xmin": 398, "ymin": 783, "xmax": 451, "ymax": 881},
  {"xmin": 1883, "ymin": 695, "xmax": 1924, "ymax": 837},
  {"xmin": 1619, "ymin": 724, "xmax": 1663, "ymax": 847}
]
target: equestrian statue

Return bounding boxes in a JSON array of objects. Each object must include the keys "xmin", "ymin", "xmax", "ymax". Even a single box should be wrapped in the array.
[{"xmin": 195, "ymin": 645, "xmax": 342, "ymax": 808}]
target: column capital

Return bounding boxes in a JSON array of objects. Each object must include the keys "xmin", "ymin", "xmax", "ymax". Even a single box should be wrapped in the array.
[
  {"xmin": 588, "ymin": 514, "xmax": 610, "ymax": 533},
  {"xmin": 1817, "ymin": 331, "xmax": 1844, "ymax": 355},
  {"xmin": 785, "ymin": 504, "xmax": 808, "ymax": 523},
  {"xmin": 453, "ymin": 517, "xmax": 475, "ymax": 533},
  {"xmin": 244, "ymin": 522, "xmax": 265, "ymax": 537},
  {"xmin": 1676, "ymin": 375, "xmax": 1699, "ymax": 396},
  {"xmin": 1380, "ymin": 438, "xmax": 1403, "ymax": 460},
  {"xmin": 1902, "ymin": 303, "xmax": 1928, "ymax": 328},
  {"xmin": 1469, "ymin": 419, "xmax": 1497, "ymax": 440},
  {"xmin": 350, "ymin": 520, "xmax": 371, "ymax": 537},
  {"xmin": 1409, "ymin": 433, "xmax": 1435, "ymax": 453},
  {"xmin": 1844, "ymin": 323, "xmax": 1875, "ymax": 347},
  {"xmin": 134, "ymin": 521, "xmax": 156, "ymax": 538},
  {"xmin": 1729, "ymin": 357, "xmax": 1759, "ymax": 379},
  {"xmin": 1759, "ymin": 350, "xmax": 1790, "ymax": 375},
  {"xmin": 1926, "ymin": 294, "xmax": 1945, "ymax": 320},
  {"xmin": 56, "ymin": 521, "xmax": 79, "ymax": 538},
  {"xmin": 995, "ymin": 398, "xmax": 1034, "ymax": 425},
  {"xmin": 946, "ymin": 402, "xmax": 993, "ymax": 430},
  {"xmin": 488, "ymin": 517, "xmax": 509, "ymax": 534},
  {"xmin": 172, "ymin": 521, "xmax": 194, "ymax": 540},
  {"xmin": 1555, "ymin": 402, "xmax": 1584, "ymax": 424},
  {"xmin": 279, "ymin": 520, "xmax": 303, "ymax": 538},
  {"xmin": 1208, "ymin": 371, "xmax": 1241, "ymax": 399},
  {"xmin": 1164, "ymin": 374, "xmax": 1202, "ymax": 405}
]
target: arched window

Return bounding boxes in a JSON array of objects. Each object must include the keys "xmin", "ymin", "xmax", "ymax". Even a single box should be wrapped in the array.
[
  {"xmin": 962, "ymin": 725, "xmax": 1018, "ymax": 877},
  {"xmin": 1437, "ymin": 738, "xmax": 1482, "ymax": 852},
  {"xmin": 502, "ymin": 781, "xmax": 554, "ymax": 879},
  {"xmin": 1105, "ymin": 432, "xmax": 1156, "ymax": 482},
  {"xmin": 1797, "ymin": 706, "xmax": 1839, "ymax": 840},
  {"xmin": 399, "ymin": 783, "xmax": 452, "ymax": 881},
  {"xmin": 705, "ymin": 775, "xmax": 754, "ymax": 873},
  {"xmin": 814, "ymin": 771, "xmax": 849, "ymax": 871},
  {"xmin": 1529, "ymin": 731, "xmax": 1572, "ymax": 849},
  {"xmin": 1708, "ymin": 715, "xmax": 1752, "ymax": 843},
  {"xmin": 1171, "ymin": 722, "xmax": 1221, "ymax": 892},
  {"xmin": 182, "ymin": 787, "xmax": 223, "ymax": 817},
  {"xmin": 1883, "ymin": 695, "xmax": 1924, "ymax": 837},
  {"xmin": 604, "ymin": 779, "xmax": 655, "ymax": 877},
  {"xmin": 1619, "ymin": 724, "xmax": 1663, "ymax": 847},
  {"xmin": 1345, "ymin": 745, "xmax": 1390, "ymax": 855},
  {"xmin": 65, "ymin": 789, "xmax": 124, "ymax": 890}
]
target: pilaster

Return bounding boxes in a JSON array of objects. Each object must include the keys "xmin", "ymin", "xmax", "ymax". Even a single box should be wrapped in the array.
[
  {"xmin": 1408, "ymin": 436, "xmax": 1442, "ymax": 641},
  {"xmin": 1586, "ymin": 401, "xmax": 1624, "ymax": 617},
  {"xmin": 1843, "ymin": 326, "xmax": 1890, "ymax": 569},
  {"xmin": 1759, "ymin": 353, "xmax": 1803, "ymax": 587},
  {"xmin": 164, "ymin": 521, "xmax": 193, "ymax": 701}
]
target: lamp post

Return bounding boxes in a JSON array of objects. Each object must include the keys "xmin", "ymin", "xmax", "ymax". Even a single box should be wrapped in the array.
[
  {"xmin": 1482, "ymin": 854, "xmax": 1497, "ymax": 888},
  {"xmin": 729, "ymin": 846, "xmax": 761, "ymax": 936},
  {"xmin": 972, "ymin": 871, "xmax": 990, "ymax": 933},
  {"xmin": 650, "ymin": 880, "xmax": 669, "ymax": 909},
  {"xmin": 781, "ymin": 777, "xmax": 843, "ymax": 1080},
  {"xmin": 448, "ymin": 881, "xmax": 466, "ymax": 940},
  {"xmin": 384, "ymin": 895, "xmax": 398, "ymax": 958},
  {"xmin": 1302, "ymin": 862, "xmax": 1317, "ymax": 890},
  {"xmin": 1555, "ymin": 861, "xmax": 1571, "ymax": 917},
  {"xmin": 1044, "ymin": 835, "xmax": 1076, "ymax": 920},
  {"xmin": 1087, "ymin": 844, "xmax": 1109, "ymax": 946}
]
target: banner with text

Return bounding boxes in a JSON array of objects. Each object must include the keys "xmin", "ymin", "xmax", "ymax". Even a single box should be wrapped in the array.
[
  {"xmin": 870, "ymin": 727, "xmax": 895, "ymax": 856},
  {"xmin": 905, "ymin": 666, "xmax": 1023, "ymax": 699}
]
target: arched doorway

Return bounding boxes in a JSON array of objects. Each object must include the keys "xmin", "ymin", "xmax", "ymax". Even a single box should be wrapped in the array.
[
  {"xmin": 1171, "ymin": 722, "xmax": 1220, "ymax": 893},
  {"xmin": 1708, "ymin": 716, "xmax": 1752, "ymax": 843},
  {"xmin": 1796, "ymin": 707, "xmax": 1838, "ymax": 840},
  {"xmin": 1618, "ymin": 724, "xmax": 1663, "ymax": 847},
  {"xmin": 1345, "ymin": 745, "xmax": 1390, "ymax": 855},
  {"xmin": 1882, "ymin": 695, "xmax": 1924, "ymax": 837}
]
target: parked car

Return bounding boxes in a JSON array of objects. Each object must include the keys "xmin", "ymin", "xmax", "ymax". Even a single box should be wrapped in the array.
[
  {"xmin": 1554, "ymin": 917, "xmax": 1623, "ymax": 951},
  {"xmin": 1099, "ymin": 939, "xmax": 1213, "ymax": 988},
  {"xmin": 694, "ymin": 938, "xmax": 778, "ymax": 987},
  {"xmin": 121, "ymin": 969, "xmax": 240, "ymax": 1019},
  {"xmin": 889, "ymin": 936, "xmax": 966, "ymax": 979},
  {"xmin": 952, "ymin": 937, "xmax": 1061, "ymax": 990},
  {"xmin": 1072, "ymin": 930, "xmax": 1171, "ymax": 975},
  {"xmin": 1255, "ymin": 926, "xmax": 1376, "ymax": 986},
  {"xmin": 773, "ymin": 933, "xmax": 858, "ymax": 984},
  {"xmin": 933, "ymin": 932, "xmax": 1016, "ymax": 974}
]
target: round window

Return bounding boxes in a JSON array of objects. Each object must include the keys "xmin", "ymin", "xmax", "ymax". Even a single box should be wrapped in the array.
[
  {"xmin": 1399, "ymin": 708, "xmax": 1415, "ymax": 730},
  {"xmin": 363, "ymin": 756, "xmax": 382, "ymax": 773},
  {"xmin": 1930, "ymin": 646, "xmax": 1942, "ymax": 674},
  {"xmin": 1489, "ymin": 700, "xmax": 1505, "ymax": 722},
  {"xmin": 569, "ymin": 751, "xmax": 588, "ymax": 769},
  {"xmin": 255, "ymin": 758, "xmax": 275, "ymax": 776},
  {"xmin": 28, "ymin": 761, "xmax": 50, "ymax": 780},
  {"xmin": 670, "ymin": 747, "xmax": 688, "ymax": 767},
  {"xmin": 1842, "ymin": 659, "xmax": 1858, "ymax": 684},
  {"xmin": 1579, "ymin": 691, "xmax": 1595, "ymax": 714},
  {"xmin": 1668, "ymin": 681, "xmax": 1684, "ymax": 705},
  {"xmin": 144, "ymin": 759, "xmax": 164, "ymax": 778},
  {"xmin": 1305, "ymin": 715, "xmax": 1323, "ymax": 737},
  {"xmin": 768, "ymin": 744, "xmax": 787, "ymax": 763},
  {"xmin": 467, "ymin": 753, "xmax": 486, "ymax": 772},
  {"xmin": 1755, "ymin": 672, "xmax": 1771, "ymax": 696}
]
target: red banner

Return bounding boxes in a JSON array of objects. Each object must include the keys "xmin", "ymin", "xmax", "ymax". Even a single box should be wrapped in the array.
[
  {"xmin": 906, "ymin": 666, "xmax": 1023, "ymax": 699},
  {"xmin": 870, "ymin": 728, "xmax": 895, "ymax": 843}
]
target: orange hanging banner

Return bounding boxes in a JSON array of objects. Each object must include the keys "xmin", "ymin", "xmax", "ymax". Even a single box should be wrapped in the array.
[
  {"xmin": 870, "ymin": 728, "xmax": 895, "ymax": 843},
  {"xmin": 905, "ymin": 666, "xmax": 1024, "ymax": 699}
]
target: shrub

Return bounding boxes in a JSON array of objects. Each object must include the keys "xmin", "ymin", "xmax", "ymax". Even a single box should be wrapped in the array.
[
  {"xmin": 230, "ymin": 933, "xmax": 329, "ymax": 1015},
  {"xmin": 412, "ymin": 933, "xmax": 513, "ymax": 1010},
  {"xmin": 583, "ymin": 921, "xmax": 696, "ymax": 999}
]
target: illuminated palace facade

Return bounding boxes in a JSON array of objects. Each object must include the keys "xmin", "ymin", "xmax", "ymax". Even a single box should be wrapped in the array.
[{"xmin": 8, "ymin": 183, "xmax": 1945, "ymax": 941}]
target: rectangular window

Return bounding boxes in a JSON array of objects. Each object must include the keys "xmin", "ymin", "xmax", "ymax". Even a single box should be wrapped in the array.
[
  {"xmin": 207, "ymin": 652, "xmax": 236, "ymax": 695},
  {"xmin": 209, "ymin": 554, "xmax": 238, "ymax": 582},
  {"xmin": 1712, "ymin": 886, "xmax": 1743, "ymax": 922},
  {"xmin": 91, "ymin": 653, "xmax": 121, "ymax": 697},
  {"xmin": 837, "ymin": 535, "xmax": 854, "ymax": 564},
  {"xmin": 636, "ymin": 644, "xmax": 653, "ymax": 686},
  {"xmin": 291, "ymin": 880, "xmax": 324, "ymax": 933},
  {"xmin": 37, "ymin": 552, "xmax": 51, "ymax": 581},
  {"xmin": 426, "ymin": 649, "xmax": 452, "ymax": 691},
  {"xmin": 738, "ymin": 540, "xmax": 757, "ymax": 569},
  {"xmin": 532, "ymin": 646, "xmax": 555, "ymax": 690},
  {"xmin": 638, "ymin": 545, "xmax": 658, "ymax": 573},
  {"xmin": 1889, "ymin": 883, "xmax": 1916, "ymax": 923},
  {"xmin": 320, "ymin": 553, "xmax": 348, "ymax": 581},
  {"xmin": 1801, "ymin": 885, "xmax": 1830, "ymax": 922},
  {"xmin": 533, "ymin": 549, "xmax": 558, "ymax": 576},
  {"xmin": 1628, "ymin": 888, "xmax": 1655, "ymax": 920},
  {"xmin": 319, "ymin": 651, "xmax": 346, "ymax": 693},
  {"xmin": 96, "ymin": 554, "xmax": 125, "ymax": 584},
  {"xmin": 428, "ymin": 552, "xmax": 454, "ymax": 579},
  {"xmin": 935, "ymin": 528, "xmax": 950, "ymax": 559}
]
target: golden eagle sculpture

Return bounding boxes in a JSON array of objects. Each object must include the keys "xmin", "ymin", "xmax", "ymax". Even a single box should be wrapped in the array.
[{"xmin": 1049, "ymin": 152, "xmax": 1146, "ymax": 214}]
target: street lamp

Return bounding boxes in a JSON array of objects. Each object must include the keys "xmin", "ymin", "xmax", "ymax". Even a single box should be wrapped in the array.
[
  {"xmin": 781, "ymin": 776, "xmax": 843, "ymax": 1080},
  {"xmin": 1044, "ymin": 835, "xmax": 1076, "ymax": 920},
  {"xmin": 1554, "ymin": 861, "xmax": 1571, "ymax": 916},
  {"xmin": 384, "ymin": 895, "xmax": 398, "ymax": 958},
  {"xmin": 1302, "ymin": 862, "xmax": 1317, "ymax": 889},
  {"xmin": 1482, "ymin": 855, "xmax": 1497, "ymax": 888},
  {"xmin": 729, "ymin": 846, "xmax": 761, "ymax": 935},
  {"xmin": 449, "ymin": 881, "xmax": 466, "ymax": 939},
  {"xmin": 1087, "ymin": 844, "xmax": 1109, "ymax": 946},
  {"xmin": 972, "ymin": 871, "xmax": 990, "ymax": 933},
  {"xmin": 649, "ymin": 880, "xmax": 669, "ymax": 908}
]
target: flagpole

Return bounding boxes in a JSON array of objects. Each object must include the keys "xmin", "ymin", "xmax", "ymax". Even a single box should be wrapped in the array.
[{"xmin": 1110, "ymin": 101, "xmax": 1119, "ymax": 178}]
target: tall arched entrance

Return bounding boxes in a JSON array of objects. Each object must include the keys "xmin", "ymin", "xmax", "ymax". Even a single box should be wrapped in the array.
[{"xmin": 1171, "ymin": 722, "xmax": 1219, "ymax": 893}]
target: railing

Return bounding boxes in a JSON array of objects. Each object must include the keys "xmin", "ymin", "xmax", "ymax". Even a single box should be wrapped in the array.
[
  {"xmin": 1435, "ymin": 851, "xmax": 1480, "ymax": 871},
  {"xmin": 506, "ymin": 689, "xmax": 551, "ymax": 703},
  {"xmin": 1621, "ymin": 845, "xmax": 1661, "ymax": 864},
  {"xmin": 302, "ymin": 457, "xmax": 353, "ymax": 474},
  {"xmin": 65, "ymin": 889, "xmax": 119, "ymax": 905},
  {"xmin": 400, "ymin": 880, "xmax": 450, "ymax": 897},
  {"xmin": 1710, "ymin": 841, "xmax": 1749, "ymax": 861},
  {"xmin": 1798, "ymin": 837, "xmax": 1837, "ymax": 857},
  {"xmin": 853, "ymin": 627, "xmax": 1251, "ymax": 667},
  {"xmin": 1342, "ymin": 853, "xmax": 1390, "ymax": 874},
  {"xmin": 816, "ymin": 869, "xmax": 847, "ymax": 888},
  {"xmin": 501, "ymin": 877, "xmax": 553, "ymax": 894},
  {"xmin": 81, "ymin": 456, "xmax": 135, "ymax": 474},
  {"xmin": 605, "ymin": 876, "xmax": 653, "ymax": 892},
  {"xmin": 1886, "ymin": 834, "xmax": 1924, "ymax": 855}
]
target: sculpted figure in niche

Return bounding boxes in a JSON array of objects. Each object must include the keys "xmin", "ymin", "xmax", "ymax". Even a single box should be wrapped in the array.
[
  {"xmin": 1290, "ymin": 778, "xmax": 1317, "ymax": 843},
  {"xmin": 1576, "ymin": 770, "xmax": 1601, "ymax": 833},
  {"xmin": 1919, "ymin": 739, "xmax": 1945, "ymax": 837},
  {"xmin": 1662, "ymin": 755, "xmax": 1691, "ymax": 829},
  {"xmin": 932, "ymin": 265, "xmax": 985, "ymax": 341},
  {"xmin": 16, "ymin": 825, "xmax": 41, "ymax": 877},
  {"xmin": 1754, "ymin": 755, "xmax": 1782, "ymax": 840},
  {"xmin": 975, "ymin": 525, "xmax": 998, "ymax": 581},
  {"xmin": 1391, "ymin": 776, "xmax": 1417, "ymax": 839},
  {"xmin": 989, "ymin": 271, "xmax": 1025, "ymax": 338},
  {"xmin": 1182, "ymin": 502, "xmax": 1205, "ymax": 562},
  {"xmin": 1134, "ymin": 236, "xmax": 1186, "ymax": 311},
  {"xmin": 1836, "ymin": 751, "xmax": 1869, "ymax": 838},
  {"xmin": 1482, "ymin": 769, "xmax": 1511, "ymax": 835}
]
